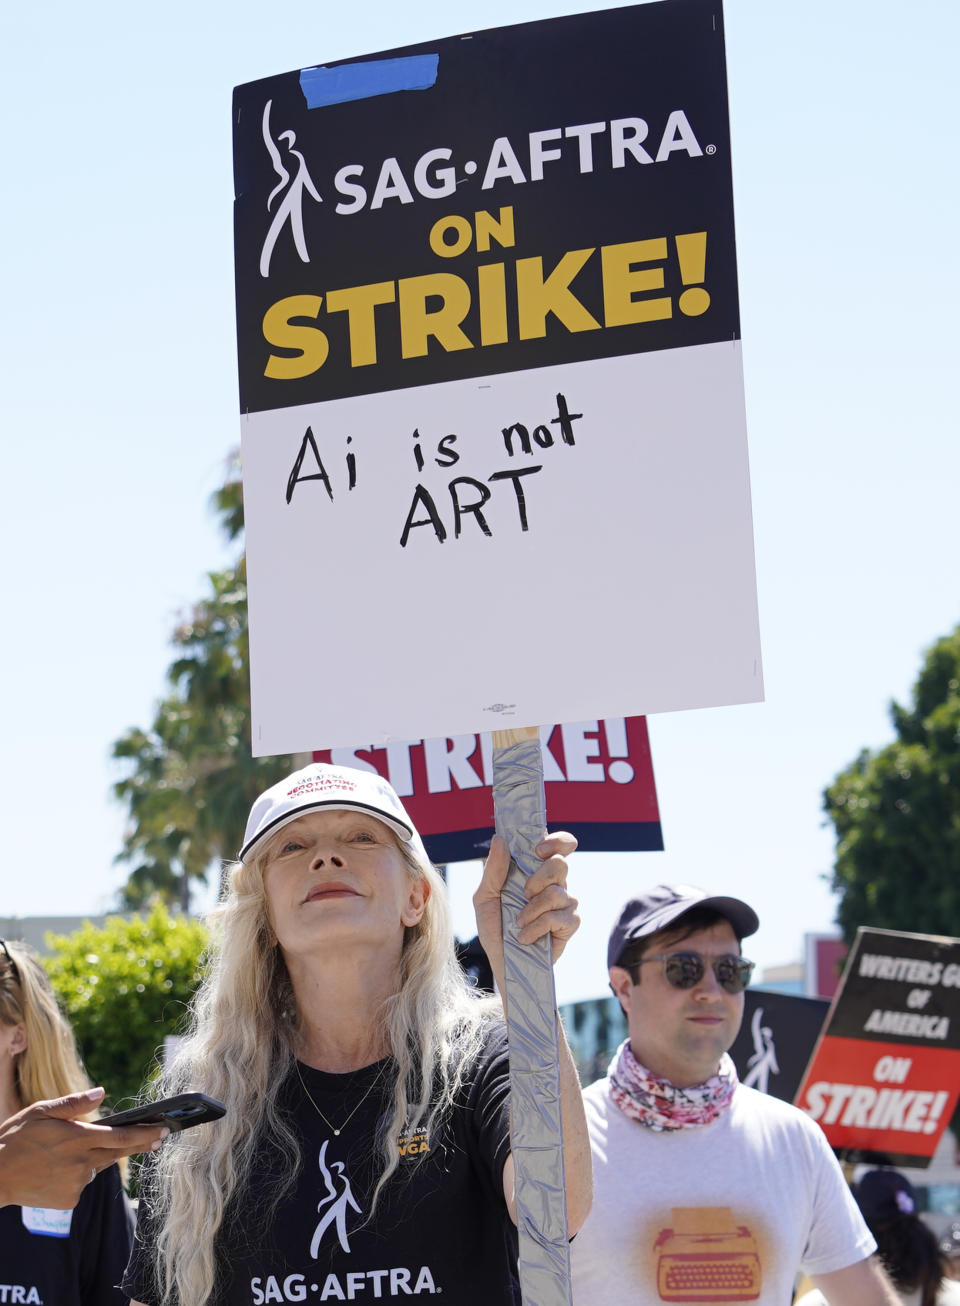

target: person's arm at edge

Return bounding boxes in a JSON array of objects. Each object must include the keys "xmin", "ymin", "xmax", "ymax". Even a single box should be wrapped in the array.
[
  {"xmin": 0, "ymin": 1088, "xmax": 168, "ymax": 1210},
  {"xmin": 808, "ymin": 1254, "xmax": 901, "ymax": 1306},
  {"xmin": 474, "ymin": 831, "xmax": 593, "ymax": 1236}
]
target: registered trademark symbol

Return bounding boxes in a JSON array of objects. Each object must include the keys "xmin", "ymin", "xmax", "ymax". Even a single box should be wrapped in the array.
[{"xmin": 705, "ymin": 144, "xmax": 717, "ymax": 155}]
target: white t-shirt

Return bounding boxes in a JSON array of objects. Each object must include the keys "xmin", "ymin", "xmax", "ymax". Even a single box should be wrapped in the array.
[{"xmin": 570, "ymin": 1077, "xmax": 876, "ymax": 1306}]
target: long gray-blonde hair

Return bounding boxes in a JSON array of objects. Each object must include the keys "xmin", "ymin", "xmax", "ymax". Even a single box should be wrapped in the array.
[
  {"xmin": 144, "ymin": 833, "xmax": 497, "ymax": 1306},
  {"xmin": 0, "ymin": 940, "xmax": 92, "ymax": 1108}
]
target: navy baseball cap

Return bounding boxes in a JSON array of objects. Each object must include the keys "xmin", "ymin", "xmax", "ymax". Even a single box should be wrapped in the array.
[
  {"xmin": 607, "ymin": 884, "xmax": 760, "ymax": 969},
  {"xmin": 855, "ymin": 1170, "xmax": 918, "ymax": 1224}
]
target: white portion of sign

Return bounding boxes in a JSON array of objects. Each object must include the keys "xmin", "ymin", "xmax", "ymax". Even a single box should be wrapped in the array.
[{"xmin": 242, "ymin": 341, "xmax": 762, "ymax": 755}]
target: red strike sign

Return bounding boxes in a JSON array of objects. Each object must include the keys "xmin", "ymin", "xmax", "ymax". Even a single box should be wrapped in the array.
[
  {"xmin": 313, "ymin": 716, "xmax": 661, "ymax": 863},
  {"xmin": 798, "ymin": 1038, "xmax": 960, "ymax": 1161},
  {"xmin": 795, "ymin": 928, "xmax": 960, "ymax": 1166}
]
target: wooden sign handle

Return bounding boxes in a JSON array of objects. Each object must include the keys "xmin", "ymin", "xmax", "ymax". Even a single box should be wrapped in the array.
[{"xmin": 491, "ymin": 726, "xmax": 541, "ymax": 748}]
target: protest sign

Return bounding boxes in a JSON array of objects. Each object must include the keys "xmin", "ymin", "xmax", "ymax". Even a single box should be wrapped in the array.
[
  {"xmin": 729, "ymin": 990, "xmax": 829, "ymax": 1102},
  {"xmin": 795, "ymin": 928, "xmax": 960, "ymax": 1167},
  {"xmin": 313, "ymin": 715, "xmax": 661, "ymax": 861},
  {"xmin": 234, "ymin": 8, "xmax": 758, "ymax": 1299},
  {"xmin": 233, "ymin": 0, "xmax": 762, "ymax": 756}
]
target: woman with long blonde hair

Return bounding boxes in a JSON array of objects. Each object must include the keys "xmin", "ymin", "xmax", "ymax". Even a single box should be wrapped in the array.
[
  {"xmin": 0, "ymin": 938, "xmax": 135, "ymax": 1304},
  {"xmin": 124, "ymin": 762, "xmax": 590, "ymax": 1305}
]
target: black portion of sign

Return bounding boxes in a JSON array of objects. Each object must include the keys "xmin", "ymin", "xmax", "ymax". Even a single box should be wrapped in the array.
[
  {"xmin": 233, "ymin": 0, "xmax": 739, "ymax": 413},
  {"xmin": 729, "ymin": 990, "xmax": 829, "ymax": 1103},
  {"xmin": 423, "ymin": 818, "xmax": 664, "ymax": 865},
  {"xmin": 828, "ymin": 928, "xmax": 960, "ymax": 1051}
]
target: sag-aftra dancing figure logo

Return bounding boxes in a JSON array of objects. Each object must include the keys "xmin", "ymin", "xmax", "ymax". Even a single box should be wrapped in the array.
[
  {"xmin": 742, "ymin": 1006, "xmax": 779, "ymax": 1095},
  {"xmin": 259, "ymin": 100, "xmax": 322, "ymax": 278},
  {"xmin": 310, "ymin": 1140, "xmax": 362, "ymax": 1257}
]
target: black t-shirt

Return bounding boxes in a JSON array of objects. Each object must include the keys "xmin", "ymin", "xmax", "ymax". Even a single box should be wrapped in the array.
[
  {"xmin": 0, "ymin": 1163, "xmax": 134, "ymax": 1306},
  {"xmin": 124, "ymin": 1024, "xmax": 518, "ymax": 1305}
]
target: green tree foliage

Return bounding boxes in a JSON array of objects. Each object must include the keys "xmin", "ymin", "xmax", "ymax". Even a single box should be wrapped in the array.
[
  {"xmin": 112, "ymin": 456, "xmax": 292, "ymax": 909},
  {"xmin": 44, "ymin": 906, "xmax": 209, "ymax": 1109},
  {"xmin": 824, "ymin": 625, "xmax": 960, "ymax": 943}
]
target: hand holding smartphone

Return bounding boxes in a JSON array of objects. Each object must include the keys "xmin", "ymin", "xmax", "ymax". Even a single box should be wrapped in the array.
[{"xmin": 99, "ymin": 1092, "xmax": 225, "ymax": 1132}]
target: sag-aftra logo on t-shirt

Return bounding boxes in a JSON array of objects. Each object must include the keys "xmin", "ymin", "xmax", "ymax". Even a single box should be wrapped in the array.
[{"xmin": 249, "ymin": 1136, "xmax": 441, "ymax": 1304}]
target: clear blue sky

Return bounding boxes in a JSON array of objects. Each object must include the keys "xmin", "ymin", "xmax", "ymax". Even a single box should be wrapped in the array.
[{"xmin": 2, "ymin": 0, "xmax": 957, "ymax": 1004}]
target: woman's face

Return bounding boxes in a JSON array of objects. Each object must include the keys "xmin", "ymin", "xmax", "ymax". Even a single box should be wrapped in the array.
[{"xmin": 261, "ymin": 808, "xmax": 428, "ymax": 965}]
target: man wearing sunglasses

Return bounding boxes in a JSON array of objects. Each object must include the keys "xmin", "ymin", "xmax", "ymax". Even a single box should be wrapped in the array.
[{"xmin": 570, "ymin": 884, "xmax": 899, "ymax": 1306}]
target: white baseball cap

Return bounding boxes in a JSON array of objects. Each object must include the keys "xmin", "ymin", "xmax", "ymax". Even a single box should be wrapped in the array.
[{"xmin": 239, "ymin": 763, "xmax": 419, "ymax": 864}]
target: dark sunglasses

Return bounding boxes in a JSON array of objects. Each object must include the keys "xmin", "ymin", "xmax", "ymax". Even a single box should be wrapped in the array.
[{"xmin": 633, "ymin": 951, "xmax": 754, "ymax": 994}]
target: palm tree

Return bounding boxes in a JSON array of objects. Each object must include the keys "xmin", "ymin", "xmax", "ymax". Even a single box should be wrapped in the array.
[{"xmin": 112, "ymin": 456, "xmax": 292, "ymax": 910}]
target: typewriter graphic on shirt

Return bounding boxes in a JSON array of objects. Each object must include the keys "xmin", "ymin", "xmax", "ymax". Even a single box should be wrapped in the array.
[{"xmin": 653, "ymin": 1205, "xmax": 761, "ymax": 1302}]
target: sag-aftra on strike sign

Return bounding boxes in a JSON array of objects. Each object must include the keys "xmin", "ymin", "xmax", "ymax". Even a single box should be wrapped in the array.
[
  {"xmin": 796, "ymin": 928, "xmax": 960, "ymax": 1167},
  {"xmin": 233, "ymin": 1, "xmax": 763, "ymax": 755}
]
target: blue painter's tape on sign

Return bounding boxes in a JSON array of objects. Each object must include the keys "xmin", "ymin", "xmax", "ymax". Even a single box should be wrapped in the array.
[{"xmin": 299, "ymin": 54, "xmax": 439, "ymax": 109}]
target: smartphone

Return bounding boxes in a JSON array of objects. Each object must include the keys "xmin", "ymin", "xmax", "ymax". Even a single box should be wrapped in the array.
[{"xmin": 99, "ymin": 1092, "xmax": 226, "ymax": 1132}]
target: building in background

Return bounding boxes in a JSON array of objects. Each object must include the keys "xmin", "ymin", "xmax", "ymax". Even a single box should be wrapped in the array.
[
  {"xmin": 755, "ymin": 960, "xmax": 804, "ymax": 996},
  {"xmin": 804, "ymin": 932, "xmax": 847, "ymax": 998},
  {"xmin": 0, "ymin": 915, "xmax": 125, "ymax": 955},
  {"xmin": 562, "ymin": 994, "xmax": 626, "ymax": 1086}
]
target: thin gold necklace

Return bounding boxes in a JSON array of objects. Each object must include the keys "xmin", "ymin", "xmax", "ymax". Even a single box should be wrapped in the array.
[{"xmin": 294, "ymin": 1060, "xmax": 390, "ymax": 1137}]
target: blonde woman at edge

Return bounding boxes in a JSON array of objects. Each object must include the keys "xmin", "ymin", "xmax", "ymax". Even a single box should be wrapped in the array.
[
  {"xmin": 124, "ymin": 762, "xmax": 591, "ymax": 1306},
  {"xmin": 0, "ymin": 939, "xmax": 135, "ymax": 1305}
]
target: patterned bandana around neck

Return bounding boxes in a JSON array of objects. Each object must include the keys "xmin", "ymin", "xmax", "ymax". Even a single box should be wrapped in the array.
[{"xmin": 608, "ymin": 1039, "xmax": 738, "ymax": 1131}]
